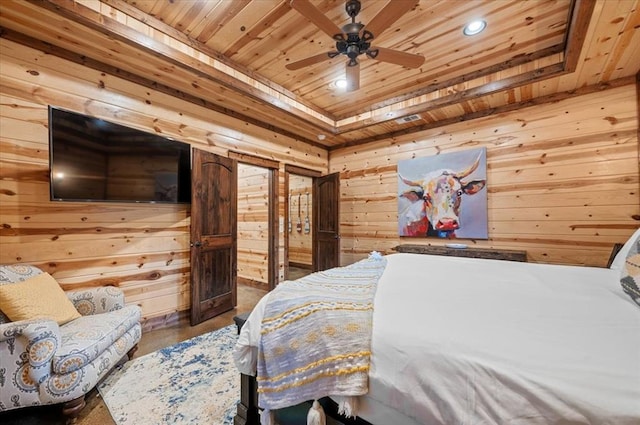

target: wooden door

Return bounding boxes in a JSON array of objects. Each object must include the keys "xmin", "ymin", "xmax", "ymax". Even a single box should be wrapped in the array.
[
  {"xmin": 190, "ymin": 149, "xmax": 237, "ymax": 325},
  {"xmin": 313, "ymin": 172, "xmax": 340, "ymax": 271}
]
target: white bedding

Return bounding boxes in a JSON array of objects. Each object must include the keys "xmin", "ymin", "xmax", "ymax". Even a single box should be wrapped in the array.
[{"xmin": 234, "ymin": 253, "xmax": 640, "ymax": 425}]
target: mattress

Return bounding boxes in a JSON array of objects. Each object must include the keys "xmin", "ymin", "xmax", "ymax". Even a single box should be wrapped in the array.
[{"xmin": 234, "ymin": 253, "xmax": 640, "ymax": 425}]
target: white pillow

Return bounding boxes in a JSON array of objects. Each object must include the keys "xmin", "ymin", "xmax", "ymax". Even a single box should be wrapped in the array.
[{"xmin": 610, "ymin": 227, "xmax": 640, "ymax": 270}]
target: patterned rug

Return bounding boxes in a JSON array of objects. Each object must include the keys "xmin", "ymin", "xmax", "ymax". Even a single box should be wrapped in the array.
[{"xmin": 98, "ymin": 325, "xmax": 239, "ymax": 425}]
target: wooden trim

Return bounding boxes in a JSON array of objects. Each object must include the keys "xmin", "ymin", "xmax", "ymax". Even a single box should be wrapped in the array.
[
  {"xmin": 284, "ymin": 164, "xmax": 323, "ymax": 178},
  {"xmin": 284, "ymin": 171, "xmax": 290, "ymax": 282},
  {"xmin": 394, "ymin": 244, "xmax": 527, "ymax": 262},
  {"xmin": 288, "ymin": 261, "xmax": 312, "ymax": 270},
  {"xmin": 140, "ymin": 310, "xmax": 187, "ymax": 333},
  {"xmin": 563, "ymin": 0, "xmax": 597, "ymax": 72},
  {"xmin": 237, "ymin": 276, "xmax": 269, "ymax": 291},
  {"xmin": 229, "ymin": 151, "xmax": 279, "ymax": 170},
  {"xmin": 268, "ymin": 168, "xmax": 279, "ymax": 291}
]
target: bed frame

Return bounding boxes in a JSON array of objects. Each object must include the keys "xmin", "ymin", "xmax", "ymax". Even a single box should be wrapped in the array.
[
  {"xmin": 234, "ymin": 373, "xmax": 371, "ymax": 425},
  {"xmin": 234, "ymin": 242, "xmax": 623, "ymax": 425}
]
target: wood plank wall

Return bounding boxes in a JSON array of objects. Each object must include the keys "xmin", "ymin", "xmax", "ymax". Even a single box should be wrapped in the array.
[
  {"xmin": 329, "ymin": 83, "xmax": 640, "ymax": 267},
  {"xmin": 1, "ymin": 37, "xmax": 638, "ymax": 325},
  {"xmin": 288, "ymin": 174, "xmax": 313, "ymax": 267},
  {"xmin": 0, "ymin": 38, "xmax": 328, "ymax": 322},
  {"xmin": 237, "ymin": 163, "xmax": 269, "ymax": 288}
]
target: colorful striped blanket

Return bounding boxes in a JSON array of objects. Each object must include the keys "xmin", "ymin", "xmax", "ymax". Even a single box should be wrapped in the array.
[{"xmin": 256, "ymin": 253, "xmax": 387, "ymax": 411}]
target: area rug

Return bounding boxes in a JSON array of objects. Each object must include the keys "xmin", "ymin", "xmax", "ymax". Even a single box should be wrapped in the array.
[{"xmin": 98, "ymin": 324, "xmax": 239, "ymax": 425}]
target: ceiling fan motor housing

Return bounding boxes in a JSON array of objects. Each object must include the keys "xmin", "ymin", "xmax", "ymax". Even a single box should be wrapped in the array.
[{"xmin": 334, "ymin": 20, "xmax": 374, "ymax": 65}]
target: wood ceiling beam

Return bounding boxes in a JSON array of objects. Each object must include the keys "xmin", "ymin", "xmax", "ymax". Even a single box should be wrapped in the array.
[{"xmin": 564, "ymin": 0, "xmax": 597, "ymax": 72}]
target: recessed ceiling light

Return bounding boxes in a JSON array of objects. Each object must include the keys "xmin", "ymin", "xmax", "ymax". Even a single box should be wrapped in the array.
[
  {"xmin": 335, "ymin": 79, "xmax": 347, "ymax": 89},
  {"xmin": 463, "ymin": 19, "xmax": 486, "ymax": 36}
]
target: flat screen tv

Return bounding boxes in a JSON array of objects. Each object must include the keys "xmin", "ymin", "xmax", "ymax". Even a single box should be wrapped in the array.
[{"xmin": 49, "ymin": 107, "xmax": 191, "ymax": 203}]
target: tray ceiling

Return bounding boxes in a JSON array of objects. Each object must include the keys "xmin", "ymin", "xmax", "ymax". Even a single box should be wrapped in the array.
[{"xmin": 0, "ymin": 0, "xmax": 638, "ymax": 149}]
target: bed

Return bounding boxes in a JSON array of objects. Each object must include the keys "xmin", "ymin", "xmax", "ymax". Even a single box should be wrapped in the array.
[{"xmin": 233, "ymin": 230, "xmax": 640, "ymax": 425}]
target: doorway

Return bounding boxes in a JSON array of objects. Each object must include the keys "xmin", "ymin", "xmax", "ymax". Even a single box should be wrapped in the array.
[
  {"xmin": 190, "ymin": 149, "xmax": 278, "ymax": 326},
  {"xmin": 237, "ymin": 163, "xmax": 271, "ymax": 290},
  {"xmin": 284, "ymin": 165, "xmax": 340, "ymax": 279},
  {"xmin": 288, "ymin": 174, "xmax": 313, "ymax": 279},
  {"xmin": 232, "ymin": 152, "xmax": 279, "ymax": 293}
]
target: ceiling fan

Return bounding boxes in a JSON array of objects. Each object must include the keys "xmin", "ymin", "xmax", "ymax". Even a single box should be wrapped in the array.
[{"xmin": 287, "ymin": 0, "xmax": 424, "ymax": 92}]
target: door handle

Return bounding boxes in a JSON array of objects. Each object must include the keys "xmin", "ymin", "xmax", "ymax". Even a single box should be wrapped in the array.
[{"xmin": 191, "ymin": 241, "xmax": 202, "ymax": 247}]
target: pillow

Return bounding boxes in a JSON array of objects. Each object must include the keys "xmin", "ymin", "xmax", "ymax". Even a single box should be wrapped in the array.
[
  {"xmin": 0, "ymin": 272, "xmax": 81, "ymax": 325},
  {"xmin": 610, "ymin": 227, "xmax": 640, "ymax": 270},
  {"xmin": 620, "ymin": 233, "xmax": 640, "ymax": 308}
]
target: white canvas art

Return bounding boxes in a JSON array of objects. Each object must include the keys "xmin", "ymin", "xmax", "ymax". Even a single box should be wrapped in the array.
[{"xmin": 398, "ymin": 147, "xmax": 488, "ymax": 239}]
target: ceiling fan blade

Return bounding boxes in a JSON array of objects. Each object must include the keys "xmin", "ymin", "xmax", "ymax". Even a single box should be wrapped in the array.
[
  {"xmin": 373, "ymin": 47, "xmax": 424, "ymax": 68},
  {"xmin": 364, "ymin": 0, "xmax": 419, "ymax": 39},
  {"xmin": 290, "ymin": 0, "xmax": 343, "ymax": 39},
  {"xmin": 286, "ymin": 52, "xmax": 333, "ymax": 70},
  {"xmin": 345, "ymin": 62, "xmax": 360, "ymax": 92}
]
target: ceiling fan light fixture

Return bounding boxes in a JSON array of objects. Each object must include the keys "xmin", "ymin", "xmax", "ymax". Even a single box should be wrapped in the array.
[{"xmin": 463, "ymin": 19, "xmax": 486, "ymax": 36}]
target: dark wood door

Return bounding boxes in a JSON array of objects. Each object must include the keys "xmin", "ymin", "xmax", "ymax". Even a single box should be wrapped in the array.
[
  {"xmin": 190, "ymin": 149, "xmax": 237, "ymax": 325},
  {"xmin": 313, "ymin": 172, "xmax": 340, "ymax": 271}
]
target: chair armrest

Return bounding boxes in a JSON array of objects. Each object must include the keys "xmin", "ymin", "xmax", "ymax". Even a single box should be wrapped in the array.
[
  {"xmin": 0, "ymin": 319, "xmax": 60, "ymax": 384},
  {"xmin": 66, "ymin": 286, "xmax": 125, "ymax": 315}
]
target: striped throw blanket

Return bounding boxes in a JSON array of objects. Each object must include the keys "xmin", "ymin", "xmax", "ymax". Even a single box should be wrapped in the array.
[{"xmin": 256, "ymin": 253, "xmax": 387, "ymax": 411}]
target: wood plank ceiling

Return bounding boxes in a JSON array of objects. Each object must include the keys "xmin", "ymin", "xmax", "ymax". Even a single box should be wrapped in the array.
[{"xmin": 0, "ymin": 0, "xmax": 638, "ymax": 149}]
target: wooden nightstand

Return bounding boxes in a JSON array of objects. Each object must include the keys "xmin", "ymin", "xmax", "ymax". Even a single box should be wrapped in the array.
[{"xmin": 395, "ymin": 244, "xmax": 527, "ymax": 262}]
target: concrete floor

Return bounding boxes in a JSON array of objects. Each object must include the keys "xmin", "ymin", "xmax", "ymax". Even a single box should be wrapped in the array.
[
  {"xmin": 0, "ymin": 284, "xmax": 268, "ymax": 425},
  {"xmin": 288, "ymin": 265, "xmax": 312, "ymax": 280}
]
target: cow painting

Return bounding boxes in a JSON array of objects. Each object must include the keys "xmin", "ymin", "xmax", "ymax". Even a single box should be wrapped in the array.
[{"xmin": 398, "ymin": 148, "xmax": 488, "ymax": 239}]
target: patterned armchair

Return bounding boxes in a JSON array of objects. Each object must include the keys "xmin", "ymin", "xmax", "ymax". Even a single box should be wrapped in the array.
[{"xmin": 0, "ymin": 265, "xmax": 142, "ymax": 419}]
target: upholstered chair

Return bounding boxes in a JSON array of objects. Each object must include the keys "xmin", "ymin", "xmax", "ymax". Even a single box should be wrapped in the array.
[{"xmin": 0, "ymin": 264, "xmax": 142, "ymax": 419}]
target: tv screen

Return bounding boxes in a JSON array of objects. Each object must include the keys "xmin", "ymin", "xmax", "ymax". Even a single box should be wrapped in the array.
[{"xmin": 49, "ymin": 107, "xmax": 191, "ymax": 203}]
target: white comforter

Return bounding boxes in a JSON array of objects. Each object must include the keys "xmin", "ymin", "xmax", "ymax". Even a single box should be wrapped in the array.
[{"xmin": 234, "ymin": 253, "xmax": 640, "ymax": 425}]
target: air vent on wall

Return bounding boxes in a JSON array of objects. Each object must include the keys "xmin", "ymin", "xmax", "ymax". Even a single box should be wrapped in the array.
[{"xmin": 395, "ymin": 114, "xmax": 422, "ymax": 124}]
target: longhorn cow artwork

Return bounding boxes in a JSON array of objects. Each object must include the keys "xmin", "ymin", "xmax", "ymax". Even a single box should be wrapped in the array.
[{"xmin": 398, "ymin": 148, "xmax": 488, "ymax": 239}]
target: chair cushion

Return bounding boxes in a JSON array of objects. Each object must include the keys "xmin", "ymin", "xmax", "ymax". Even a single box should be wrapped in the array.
[
  {"xmin": 53, "ymin": 305, "xmax": 142, "ymax": 374},
  {"xmin": 0, "ymin": 272, "xmax": 81, "ymax": 325}
]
